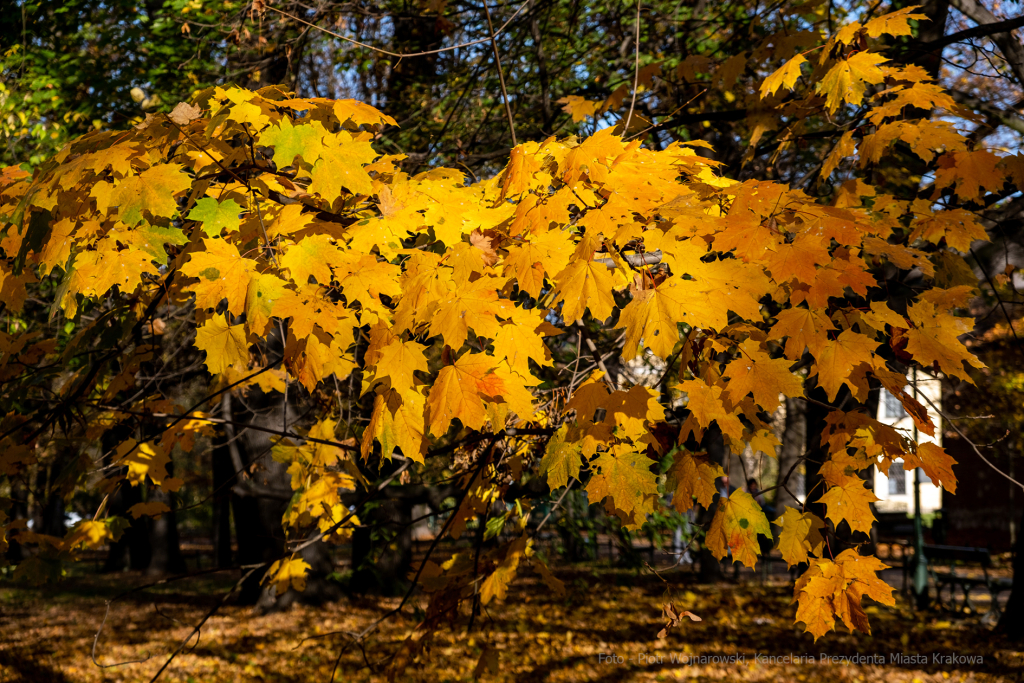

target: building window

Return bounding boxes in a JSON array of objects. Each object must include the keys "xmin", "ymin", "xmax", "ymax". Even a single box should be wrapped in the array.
[
  {"xmin": 882, "ymin": 390, "xmax": 908, "ymax": 420},
  {"xmin": 889, "ymin": 461, "xmax": 906, "ymax": 495}
]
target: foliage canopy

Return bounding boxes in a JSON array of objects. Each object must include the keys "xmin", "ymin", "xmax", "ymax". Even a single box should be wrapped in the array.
[{"xmin": 0, "ymin": 6, "xmax": 1018, "ymax": 671}]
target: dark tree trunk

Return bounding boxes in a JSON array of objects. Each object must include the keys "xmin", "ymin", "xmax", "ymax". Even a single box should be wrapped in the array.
[
  {"xmin": 101, "ymin": 425, "xmax": 151, "ymax": 572},
  {"xmin": 385, "ymin": 11, "xmax": 442, "ymax": 125},
  {"xmin": 907, "ymin": 0, "xmax": 950, "ymax": 79},
  {"xmin": 231, "ymin": 490, "xmax": 278, "ymax": 603},
  {"xmin": 221, "ymin": 391, "xmax": 341, "ymax": 611},
  {"xmin": 5, "ymin": 481, "xmax": 28, "ymax": 562},
  {"xmin": 803, "ymin": 388, "xmax": 832, "ymax": 524},
  {"xmin": 212, "ymin": 432, "xmax": 235, "ymax": 569},
  {"xmin": 103, "ymin": 481, "xmax": 151, "ymax": 572},
  {"xmin": 351, "ymin": 497, "xmax": 414, "ymax": 595},
  {"xmin": 997, "ymin": 504, "xmax": 1024, "ymax": 638},
  {"xmin": 33, "ymin": 461, "xmax": 67, "ymax": 538},
  {"xmin": 146, "ymin": 477, "xmax": 186, "ymax": 576},
  {"xmin": 349, "ymin": 473, "xmax": 457, "ymax": 596}
]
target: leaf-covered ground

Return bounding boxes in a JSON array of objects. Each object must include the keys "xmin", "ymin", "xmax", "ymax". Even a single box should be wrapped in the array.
[{"xmin": 1, "ymin": 567, "xmax": 1021, "ymax": 683}]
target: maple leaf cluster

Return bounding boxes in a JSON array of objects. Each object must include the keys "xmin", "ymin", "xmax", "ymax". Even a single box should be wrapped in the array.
[{"xmin": 0, "ymin": 8, "xmax": 1014, "ymax": 648}]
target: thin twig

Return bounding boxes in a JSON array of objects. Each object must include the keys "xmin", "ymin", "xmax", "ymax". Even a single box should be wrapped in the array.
[
  {"xmin": 483, "ymin": 1, "xmax": 517, "ymax": 146},
  {"xmin": 316, "ymin": 446, "xmax": 496, "ymax": 668},
  {"xmin": 535, "ymin": 479, "xmax": 575, "ymax": 533},
  {"xmin": 917, "ymin": 391, "xmax": 1024, "ymax": 491},
  {"xmin": 624, "ymin": 0, "xmax": 643, "ymax": 134},
  {"xmin": 92, "ymin": 602, "xmax": 152, "ymax": 668},
  {"xmin": 266, "ymin": 3, "xmax": 531, "ymax": 60},
  {"xmin": 147, "ymin": 568, "xmax": 258, "ymax": 683},
  {"xmin": 576, "ymin": 321, "xmax": 617, "ymax": 390},
  {"xmin": 94, "ymin": 403, "xmax": 359, "ymax": 453}
]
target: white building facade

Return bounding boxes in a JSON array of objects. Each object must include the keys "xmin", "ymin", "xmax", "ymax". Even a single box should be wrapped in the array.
[{"xmin": 872, "ymin": 372, "xmax": 943, "ymax": 514}]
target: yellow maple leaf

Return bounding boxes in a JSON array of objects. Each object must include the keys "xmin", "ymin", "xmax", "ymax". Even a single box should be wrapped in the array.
[
  {"xmin": 111, "ymin": 164, "xmax": 192, "ymax": 225},
  {"xmin": 933, "ymin": 150, "xmax": 1005, "ymax": 202},
  {"xmin": 245, "ymin": 272, "xmax": 287, "ymax": 336},
  {"xmin": 771, "ymin": 306, "xmax": 835, "ymax": 360},
  {"xmin": 676, "ymin": 379, "xmax": 745, "ymax": 441},
  {"xmin": 333, "ymin": 99, "xmax": 397, "ymax": 128},
  {"xmin": 280, "ymin": 234, "xmax": 342, "ymax": 286},
  {"xmin": 491, "ymin": 307, "xmax": 554, "ymax": 377},
  {"xmin": 666, "ymin": 450, "xmax": 724, "ymax": 513},
  {"xmin": 760, "ymin": 54, "xmax": 807, "ymax": 98},
  {"xmin": 909, "ymin": 208, "xmax": 988, "ymax": 253},
  {"xmin": 558, "ymin": 95, "xmax": 602, "ymax": 122},
  {"xmin": 194, "ymin": 313, "xmax": 249, "ymax": 375},
  {"xmin": 180, "ymin": 238, "xmax": 257, "ymax": 316},
  {"xmin": 309, "ymin": 131, "xmax": 377, "ymax": 200},
  {"xmin": 116, "ymin": 438, "xmax": 173, "ymax": 487},
  {"xmin": 64, "ymin": 519, "xmax": 126, "ymax": 551},
  {"xmin": 264, "ymin": 557, "xmax": 311, "ymax": 595},
  {"xmin": 863, "ymin": 7, "xmax": 929, "ymax": 38},
  {"xmin": 723, "ymin": 340, "xmax": 804, "ymax": 412},
  {"xmin": 603, "ymin": 384, "xmax": 666, "ymax": 441},
  {"xmin": 821, "ymin": 130, "xmax": 857, "ymax": 178},
  {"xmin": 429, "ymin": 276, "xmax": 503, "ymax": 350},
  {"xmin": 814, "ymin": 330, "xmax": 879, "ymax": 402},
  {"xmin": 551, "ymin": 257, "xmax": 616, "ymax": 324},
  {"xmin": 774, "ymin": 507, "xmax": 826, "ymax": 568},
  {"xmin": 616, "ymin": 279, "xmax": 688, "ymax": 360},
  {"xmin": 902, "ymin": 442, "xmax": 957, "ymax": 493},
  {"xmin": 564, "ymin": 371, "xmax": 611, "ymax": 422},
  {"xmin": 793, "ymin": 560, "xmax": 844, "ymax": 639},
  {"xmin": 706, "ymin": 489, "xmax": 771, "ymax": 569},
  {"xmin": 369, "ymin": 338, "xmax": 429, "ymax": 398},
  {"xmin": 498, "ymin": 145, "xmax": 542, "ymax": 200},
  {"xmin": 818, "ymin": 480, "xmax": 878, "ymax": 534},
  {"xmin": 585, "ymin": 444, "xmax": 659, "ymax": 525},
  {"xmin": 817, "ymin": 52, "xmax": 888, "ymax": 113},
  {"xmin": 539, "ymin": 424, "xmax": 584, "ymax": 491},
  {"xmin": 426, "ymin": 353, "xmax": 504, "ymax": 436},
  {"xmin": 904, "ymin": 301, "xmax": 984, "ymax": 382},
  {"xmin": 481, "ymin": 535, "xmax": 531, "ymax": 604},
  {"xmin": 794, "ymin": 550, "xmax": 894, "ymax": 640}
]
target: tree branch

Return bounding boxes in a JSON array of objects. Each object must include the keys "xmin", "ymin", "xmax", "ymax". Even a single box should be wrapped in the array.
[{"xmin": 943, "ymin": 1, "xmax": 1024, "ymax": 87}]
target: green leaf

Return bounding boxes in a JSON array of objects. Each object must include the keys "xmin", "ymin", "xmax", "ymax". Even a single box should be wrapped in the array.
[
  {"xmin": 188, "ymin": 197, "xmax": 243, "ymax": 237},
  {"xmin": 259, "ymin": 118, "xmax": 327, "ymax": 168},
  {"xmin": 484, "ymin": 512, "xmax": 510, "ymax": 541},
  {"xmin": 539, "ymin": 424, "xmax": 584, "ymax": 491}
]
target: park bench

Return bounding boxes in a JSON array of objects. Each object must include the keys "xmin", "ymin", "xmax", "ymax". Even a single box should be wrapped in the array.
[{"xmin": 921, "ymin": 544, "xmax": 1012, "ymax": 618}]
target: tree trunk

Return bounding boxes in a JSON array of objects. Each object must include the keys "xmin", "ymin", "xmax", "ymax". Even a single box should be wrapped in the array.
[
  {"xmin": 385, "ymin": 11, "xmax": 442, "ymax": 125},
  {"xmin": 910, "ymin": 0, "xmax": 951, "ymax": 79},
  {"xmin": 803, "ymin": 388, "xmax": 832, "ymax": 523},
  {"xmin": 146, "ymin": 480, "xmax": 186, "ymax": 576},
  {"xmin": 997, "ymin": 503, "xmax": 1024, "ymax": 638},
  {"xmin": 351, "ymin": 497, "xmax": 414, "ymax": 595},
  {"xmin": 222, "ymin": 390, "xmax": 342, "ymax": 611},
  {"xmin": 224, "ymin": 391, "xmax": 290, "ymax": 604},
  {"xmin": 775, "ymin": 397, "xmax": 806, "ymax": 514},
  {"xmin": 33, "ymin": 461, "xmax": 66, "ymax": 538},
  {"xmin": 103, "ymin": 481, "xmax": 151, "ymax": 572},
  {"xmin": 212, "ymin": 432, "xmax": 235, "ymax": 569}
]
